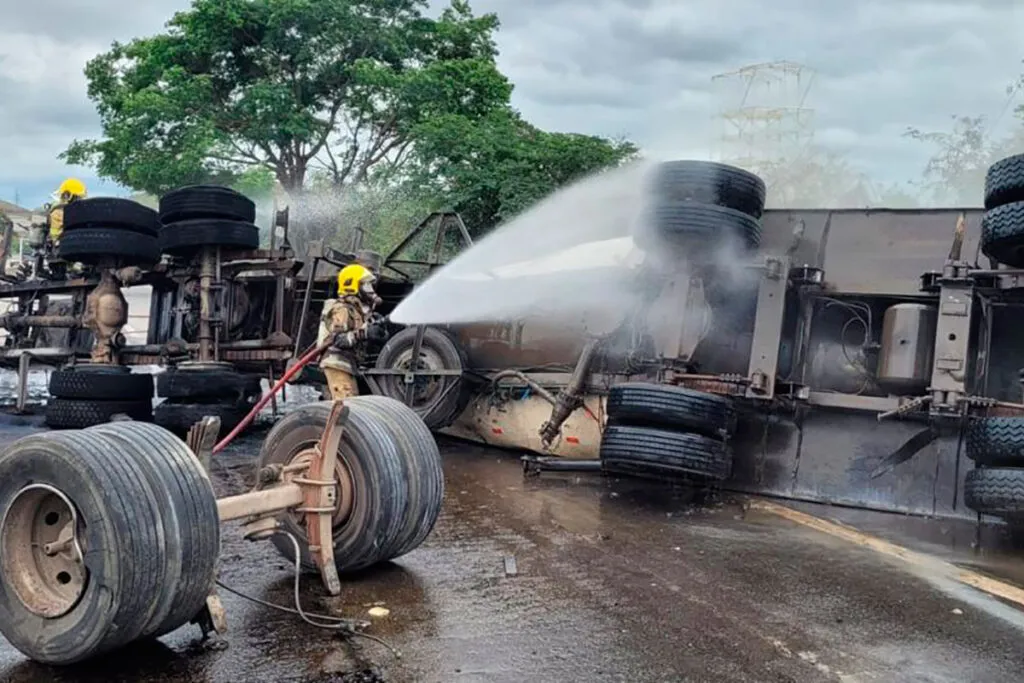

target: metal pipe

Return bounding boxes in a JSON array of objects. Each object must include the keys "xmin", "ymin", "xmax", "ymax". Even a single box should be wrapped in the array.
[
  {"xmin": 521, "ymin": 455, "xmax": 602, "ymax": 475},
  {"xmin": 540, "ymin": 339, "xmax": 601, "ymax": 446},
  {"xmin": 293, "ymin": 257, "xmax": 319, "ymax": 356},
  {"xmin": 216, "ymin": 484, "xmax": 305, "ymax": 522},
  {"xmin": 198, "ymin": 248, "xmax": 216, "ymax": 362},
  {"xmin": 490, "ymin": 370, "xmax": 559, "ymax": 406},
  {"xmin": 0, "ymin": 314, "xmax": 79, "ymax": 329},
  {"xmin": 968, "ymin": 269, "xmax": 1024, "ymax": 277}
]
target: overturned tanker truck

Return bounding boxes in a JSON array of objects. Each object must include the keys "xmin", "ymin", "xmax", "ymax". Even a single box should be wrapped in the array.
[{"xmin": 402, "ymin": 154, "xmax": 1024, "ymax": 525}]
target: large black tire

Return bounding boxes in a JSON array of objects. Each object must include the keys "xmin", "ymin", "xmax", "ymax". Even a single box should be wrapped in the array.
[
  {"xmin": 57, "ymin": 227, "xmax": 160, "ymax": 267},
  {"xmin": 63, "ymin": 198, "xmax": 160, "ymax": 236},
  {"xmin": 49, "ymin": 367, "xmax": 153, "ymax": 402},
  {"xmin": 981, "ymin": 201, "xmax": 1024, "ymax": 268},
  {"xmin": 373, "ymin": 327, "xmax": 467, "ymax": 429},
  {"xmin": 156, "ymin": 369, "xmax": 261, "ymax": 401},
  {"xmin": 607, "ymin": 383, "xmax": 736, "ymax": 439},
  {"xmin": 965, "ymin": 417, "xmax": 1024, "ymax": 465},
  {"xmin": 159, "ymin": 219, "xmax": 260, "ymax": 254},
  {"xmin": 648, "ymin": 161, "xmax": 766, "ymax": 219},
  {"xmin": 964, "ymin": 468, "xmax": 1024, "ymax": 518},
  {"xmin": 600, "ymin": 424, "xmax": 732, "ymax": 481},
  {"xmin": 159, "ymin": 185, "xmax": 257, "ymax": 224},
  {"xmin": 87, "ymin": 421, "xmax": 219, "ymax": 637},
  {"xmin": 153, "ymin": 400, "xmax": 251, "ymax": 438},
  {"xmin": 0, "ymin": 431, "xmax": 167, "ymax": 664},
  {"xmin": 258, "ymin": 398, "xmax": 442, "ymax": 574},
  {"xmin": 985, "ymin": 154, "xmax": 1024, "ymax": 210},
  {"xmin": 637, "ymin": 201, "xmax": 762, "ymax": 254},
  {"xmin": 45, "ymin": 398, "xmax": 153, "ymax": 430},
  {"xmin": 346, "ymin": 395, "xmax": 445, "ymax": 558}
]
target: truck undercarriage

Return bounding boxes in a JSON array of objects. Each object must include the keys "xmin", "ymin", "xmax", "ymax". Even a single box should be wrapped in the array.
[{"xmin": 3, "ymin": 163, "xmax": 1024, "ymax": 527}]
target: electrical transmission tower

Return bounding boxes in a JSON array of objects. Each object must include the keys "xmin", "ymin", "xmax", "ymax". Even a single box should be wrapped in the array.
[{"xmin": 712, "ymin": 61, "xmax": 816, "ymax": 173}]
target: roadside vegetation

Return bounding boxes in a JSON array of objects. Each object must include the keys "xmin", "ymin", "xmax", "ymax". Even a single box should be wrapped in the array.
[{"xmin": 61, "ymin": 0, "xmax": 1024, "ymax": 251}]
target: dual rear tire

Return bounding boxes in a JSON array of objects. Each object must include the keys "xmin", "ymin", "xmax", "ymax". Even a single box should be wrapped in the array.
[{"xmin": 600, "ymin": 383, "xmax": 736, "ymax": 483}]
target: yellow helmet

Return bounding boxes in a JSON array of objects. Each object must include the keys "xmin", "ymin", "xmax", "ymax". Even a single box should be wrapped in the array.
[
  {"xmin": 337, "ymin": 263, "xmax": 375, "ymax": 296},
  {"xmin": 56, "ymin": 178, "xmax": 87, "ymax": 202}
]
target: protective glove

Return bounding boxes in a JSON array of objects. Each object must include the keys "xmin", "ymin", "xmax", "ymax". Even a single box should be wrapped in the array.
[
  {"xmin": 366, "ymin": 322, "xmax": 388, "ymax": 342},
  {"xmin": 332, "ymin": 328, "xmax": 365, "ymax": 350}
]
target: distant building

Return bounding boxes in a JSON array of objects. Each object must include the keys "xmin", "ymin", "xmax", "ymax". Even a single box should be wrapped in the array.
[{"xmin": 0, "ymin": 199, "xmax": 45, "ymax": 231}]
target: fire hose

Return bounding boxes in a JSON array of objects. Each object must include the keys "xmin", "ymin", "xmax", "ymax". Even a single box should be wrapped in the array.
[{"xmin": 212, "ymin": 339, "xmax": 333, "ymax": 454}]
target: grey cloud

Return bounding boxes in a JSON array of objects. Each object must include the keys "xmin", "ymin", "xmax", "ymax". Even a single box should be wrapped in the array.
[
  {"xmin": 3, "ymin": 0, "xmax": 1024, "ymax": 208},
  {"xmin": 2, "ymin": 1, "xmax": 186, "ymax": 42}
]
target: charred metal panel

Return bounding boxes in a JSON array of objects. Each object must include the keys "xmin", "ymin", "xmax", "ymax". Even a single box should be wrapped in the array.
[
  {"xmin": 984, "ymin": 304, "xmax": 1024, "ymax": 402},
  {"xmin": 728, "ymin": 408, "xmax": 974, "ymax": 520},
  {"xmin": 761, "ymin": 209, "xmax": 983, "ymax": 296}
]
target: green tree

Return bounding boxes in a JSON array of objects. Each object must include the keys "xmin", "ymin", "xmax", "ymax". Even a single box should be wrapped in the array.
[
  {"xmin": 62, "ymin": 0, "xmax": 510, "ymax": 195},
  {"xmin": 410, "ymin": 108, "xmax": 639, "ymax": 234},
  {"xmin": 903, "ymin": 115, "xmax": 1002, "ymax": 205}
]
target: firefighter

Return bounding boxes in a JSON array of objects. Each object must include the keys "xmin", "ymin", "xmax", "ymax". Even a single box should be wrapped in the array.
[
  {"xmin": 317, "ymin": 262, "xmax": 384, "ymax": 399},
  {"xmin": 40, "ymin": 178, "xmax": 87, "ymax": 278}
]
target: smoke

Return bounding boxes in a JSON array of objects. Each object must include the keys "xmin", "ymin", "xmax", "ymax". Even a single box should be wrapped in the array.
[{"xmin": 277, "ymin": 181, "xmax": 428, "ymax": 259}]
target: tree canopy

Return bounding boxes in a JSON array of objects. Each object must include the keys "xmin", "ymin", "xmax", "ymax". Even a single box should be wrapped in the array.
[
  {"xmin": 63, "ymin": 0, "xmax": 512, "ymax": 195},
  {"xmin": 409, "ymin": 108, "xmax": 639, "ymax": 231},
  {"xmin": 63, "ymin": 0, "xmax": 638, "ymax": 245}
]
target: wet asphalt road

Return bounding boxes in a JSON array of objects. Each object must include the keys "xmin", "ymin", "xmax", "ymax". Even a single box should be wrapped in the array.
[{"xmin": 2, "ymin": 420, "xmax": 1024, "ymax": 682}]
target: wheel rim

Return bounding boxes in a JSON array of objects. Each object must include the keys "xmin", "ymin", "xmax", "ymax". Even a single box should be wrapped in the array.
[
  {"xmin": 0, "ymin": 484, "xmax": 88, "ymax": 618},
  {"xmin": 389, "ymin": 346, "xmax": 446, "ymax": 410},
  {"xmin": 286, "ymin": 447, "xmax": 355, "ymax": 529}
]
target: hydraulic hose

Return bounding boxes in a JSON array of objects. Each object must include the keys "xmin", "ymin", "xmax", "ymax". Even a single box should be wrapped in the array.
[{"xmin": 212, "ymin": 340, "xmax": 332, "ymax": 454}]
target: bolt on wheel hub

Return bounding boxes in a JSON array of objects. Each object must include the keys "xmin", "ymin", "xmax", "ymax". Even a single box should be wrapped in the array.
[
  {"xmin": 0, "ymin": 484, "xmax": 88, "ymax": 618},
  {"xmin": 286, "ymin": 448, "xmax": 355, "ymax": 527}
]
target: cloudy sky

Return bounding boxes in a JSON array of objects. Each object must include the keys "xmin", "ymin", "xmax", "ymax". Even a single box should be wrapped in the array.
[{"xmin": 1, "ymin": 0, "xmax": 1022, "ymax": 209}]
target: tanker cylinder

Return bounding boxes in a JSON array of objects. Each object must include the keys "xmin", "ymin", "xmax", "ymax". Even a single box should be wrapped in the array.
[
  {"xmin": 875, "ymin": 303, "xmax": 937, "ymax": 396},
  {"xmin": 83, "ymin": 272, "xmax": 130, "ymax": 363}
]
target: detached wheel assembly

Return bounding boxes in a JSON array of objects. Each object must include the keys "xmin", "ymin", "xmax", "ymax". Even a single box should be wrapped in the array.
[
  {"xmin": 0, "ymin": 428, "xmax": 218, "ymax": 664},
  {"xmin": 257, "ymin": 397, "xmax": 445, "ymax": 574},
  {"xmin": 372, "ymin": 326, "xmax": 468, "ymax": 429},
  {"xmin": 0, "ymin": 396, "xmax": 444, "ymax": 666}
]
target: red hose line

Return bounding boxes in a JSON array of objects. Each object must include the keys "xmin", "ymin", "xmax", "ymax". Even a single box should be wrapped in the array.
[{"xmin": 212, "ymin": 341, "xmax": 332, "ymax": 455}]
